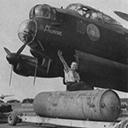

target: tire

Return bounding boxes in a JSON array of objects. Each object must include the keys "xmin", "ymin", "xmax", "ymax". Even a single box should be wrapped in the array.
[{"xmin": 7, "ymin": 112, "xmax": 18, "ymax": 126}]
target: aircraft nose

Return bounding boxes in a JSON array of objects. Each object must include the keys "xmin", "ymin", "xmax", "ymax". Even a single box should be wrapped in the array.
[{"xmin": 18, "ymin": 19, "xmax": 37, "ymax": 44}]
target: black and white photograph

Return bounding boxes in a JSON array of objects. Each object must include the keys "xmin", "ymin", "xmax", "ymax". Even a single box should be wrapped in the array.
[{"xmin": 0, "ymin": 0, "xmax": 128, "ymax": 127}]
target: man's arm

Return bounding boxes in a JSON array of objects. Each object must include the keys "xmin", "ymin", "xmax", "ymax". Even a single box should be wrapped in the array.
[{"xmin": 58, "ymin": 50, "xmax": 70, "ymax": 72}]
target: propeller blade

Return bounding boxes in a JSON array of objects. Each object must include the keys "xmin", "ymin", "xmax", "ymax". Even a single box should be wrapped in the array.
[
  {"xmin": 42, "ymin": 58, "xmax": 46, "ymax": 66},
  {"xmin": 16, "ymin": 35, "xmax": 34, "ymax": 56},
  {"xmin": 38, "ymin": 41, "xmax": 44, "ymax": 51},
  {"xmin": 16, "ymin": 43, "xmax": 27, "ymax": 55},
  {"xmin": 9, "ymin": 65, "xmax": 13, "ymax": 86},
  {"xmin": 4, "ymin": 39, "xmax": 32, "ymax": 86},
  {"xmin": 47, "ymin": 59, "xmax": 52, "ymax": 74},
  {"xmin": 114, "ymin": 11, "xmax": 128, "ymax": 22},
  {"xmin": 33, "ymin": 58, "xmax": 38, "ymax": 85},
  {"xmin": 4, "ymin": 47, "xmax": 11, "ymax": 55}
]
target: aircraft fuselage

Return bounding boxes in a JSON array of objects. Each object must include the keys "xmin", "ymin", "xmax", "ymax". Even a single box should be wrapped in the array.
[{"xmin": 6, "ymin": 3, "xmax": 128, "ymax": 92}]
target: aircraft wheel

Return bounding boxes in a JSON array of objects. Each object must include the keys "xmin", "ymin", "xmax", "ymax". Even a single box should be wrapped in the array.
[{"xmin": 7, "ymin": 112, "xmax": 18, "ymax": 126}]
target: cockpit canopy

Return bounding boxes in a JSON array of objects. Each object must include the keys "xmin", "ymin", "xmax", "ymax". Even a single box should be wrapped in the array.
[
  {"xmin": 29, "ymin": 4, "xmax": 56, "ymax": 20},
  {"xmin": 66, "ymin": 3, "xmax": 121, "ymax": 26}
]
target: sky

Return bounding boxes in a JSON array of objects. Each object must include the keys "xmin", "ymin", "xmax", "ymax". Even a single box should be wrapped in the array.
[{"xmin": 0, "ymin": 0, "xmax": 128, "ymax": 101}]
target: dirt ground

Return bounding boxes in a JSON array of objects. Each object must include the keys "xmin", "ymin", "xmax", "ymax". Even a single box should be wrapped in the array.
[{"xmin": 0, "ymin": 122, "xmax": 43, "ymax": 128}]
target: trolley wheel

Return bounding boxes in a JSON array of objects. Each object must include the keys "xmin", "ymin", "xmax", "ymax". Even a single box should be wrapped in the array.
[{"xmin": 7, "ymin": 112, "xmax": 18, "ymax": 126}]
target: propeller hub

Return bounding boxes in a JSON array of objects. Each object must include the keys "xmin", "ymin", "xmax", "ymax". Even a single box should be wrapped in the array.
[
  {"xmin": 6, "ymin": 53, "xmax": 17, "ymax": 65},
  {"xmin": 18, "ymin": 19, "xmax": 37, "ymax": 44}
]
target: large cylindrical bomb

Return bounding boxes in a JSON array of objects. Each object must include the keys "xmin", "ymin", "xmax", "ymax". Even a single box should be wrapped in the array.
[{"xmin": 33, "ymin": 89, "xmax": 121, "ymax": 121}]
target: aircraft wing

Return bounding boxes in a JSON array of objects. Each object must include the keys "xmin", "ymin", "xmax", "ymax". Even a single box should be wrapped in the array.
[{"xmin": 0, "ymin": 94, "xmax": 14, "ymax": 99}]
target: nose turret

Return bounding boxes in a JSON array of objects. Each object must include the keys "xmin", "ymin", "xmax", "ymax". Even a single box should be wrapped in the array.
[{"xmin": 18, "ymin": 19, "xmax": 37, "ymax": 44}]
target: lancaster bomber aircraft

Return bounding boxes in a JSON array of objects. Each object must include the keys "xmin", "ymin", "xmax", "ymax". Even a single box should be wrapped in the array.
[{"xmin": 4, "ymin": 3, "xmax": 128, "ymax": 92}]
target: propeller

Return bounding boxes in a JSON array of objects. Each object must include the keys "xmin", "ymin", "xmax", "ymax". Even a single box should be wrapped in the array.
[
  {"xmin": 4, "ymin": 42, "xmax": 29, "ymax": 86},
  {"xmin": 4, "ymin": 19, "xmax": 37, "ymax": 85},
  {"xmin": 114, "ymin": 11, "xmax": 128, "ymax": 22}
]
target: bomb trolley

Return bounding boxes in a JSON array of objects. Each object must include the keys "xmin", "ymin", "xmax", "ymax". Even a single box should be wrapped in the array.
[
  {"xmin": 7, "ymin": 112, "xmax": 128, "ymax": 128},
  {"xmin": 7, "ymin": 89, "xmax": 128, "ymax": 128}
]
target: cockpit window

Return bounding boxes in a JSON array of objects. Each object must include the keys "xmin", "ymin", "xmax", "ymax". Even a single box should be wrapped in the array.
[
  {"xmin": 90, "ymin": 12, "xmax": 121, "ymax": 26},
  {"xmin": 66, "ymin": 3, "xmax": 121, "ymax": 26},
  {"xmin": 68, "ymin": 5, "xmax": 77, "ymax": 10},
  {"xmin": 29, "ymin": 4, "xmax": 56, "ymax": 20}
]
